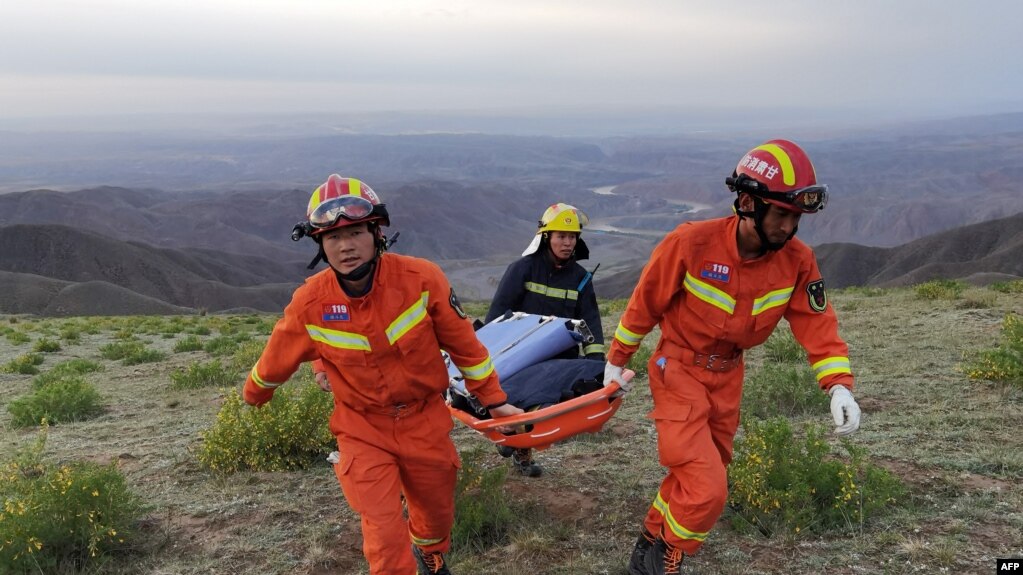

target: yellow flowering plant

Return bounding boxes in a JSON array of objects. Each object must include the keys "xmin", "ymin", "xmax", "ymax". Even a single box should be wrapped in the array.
[
  {"xmin": 963, "ymin": 312, "xmax": 1023, "ymax": 387},
  {"xmin": 728, "ymin": 417, "xmax": 904, "ymax": 537},
  {"xmin": 196, "ymin": 379, "xmax": 335, "ymax": 474},
  {"xmin": 0, "ymin": 426, "xmax": 143, "ymax": 573}
]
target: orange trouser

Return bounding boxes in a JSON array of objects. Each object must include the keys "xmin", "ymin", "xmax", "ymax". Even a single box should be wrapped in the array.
[
  {"xmin": 332, "ymin": 397, "xmax": 459, "ymax": 574},
  {"xmin": 641, "ymin": 348, "xmax": 744, "ymax": 556}
]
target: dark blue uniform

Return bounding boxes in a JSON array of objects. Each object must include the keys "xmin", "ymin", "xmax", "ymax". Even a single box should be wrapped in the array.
[{"xmin": 485, "ymin": 250, "xmax": 605, "ymax": 359}]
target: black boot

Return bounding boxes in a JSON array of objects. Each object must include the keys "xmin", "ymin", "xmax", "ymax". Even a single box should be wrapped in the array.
[
  {"xmin": 627, "ymin": 529, "xmax": 655, "ymax": 575},
  {"xmin": 496, "ymin": 444, "xmax": 515, "ymax": 458},
  {"xmin": 511, "ymin": 448, "xmax": 543, "ymax": 477},
  {"xmin": 412, "ymin": 544, "xmax": 452, "ymax": 575},
  {"xmin": 644, "ymin": 538, "xmax": 684, "ymax": 575}
]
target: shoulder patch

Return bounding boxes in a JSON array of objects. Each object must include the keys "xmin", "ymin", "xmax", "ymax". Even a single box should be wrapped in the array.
[
  {"xmin": 806, "ymin": 279, "xmax": 827, "ymax": 313},
  {"xmin": 449, "ymin": 288, "xmax": 467, "ymax": 319}
]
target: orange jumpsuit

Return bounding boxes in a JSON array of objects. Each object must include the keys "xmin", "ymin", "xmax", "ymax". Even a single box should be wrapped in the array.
[
  {"xmin": 243, "ymin": 253, "xmax": 507, "ymax": 574},
  {"xmin": 607, "ymin": 215, "xmax": 853, "ymax": 555}
]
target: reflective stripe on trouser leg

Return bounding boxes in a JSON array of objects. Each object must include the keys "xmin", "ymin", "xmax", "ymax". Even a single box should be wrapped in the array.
[{"xmin": 642, "ymin": 354, "xmax": 742, "ymax": 555}]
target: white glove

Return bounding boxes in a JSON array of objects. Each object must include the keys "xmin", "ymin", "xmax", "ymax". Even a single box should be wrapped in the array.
[
  {"xmin": 829, "ymin": 386, "xmax": 861, "ymax": 436},
  {"xmin": 603, "ymin": 363, "xmax": 629, "ymax": 392}
]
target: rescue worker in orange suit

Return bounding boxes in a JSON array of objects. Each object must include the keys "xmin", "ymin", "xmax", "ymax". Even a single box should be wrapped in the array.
[
  {"xmin": 243, "ymin": 174, "xmax": 523, "ymax": 575},
  {"xmin": 602, "ymin": 140, "xmax": 862, "ymax": 575},
  {"xmin": 484, "ymin": 202, "xmax": 605, "ymax": 477}
]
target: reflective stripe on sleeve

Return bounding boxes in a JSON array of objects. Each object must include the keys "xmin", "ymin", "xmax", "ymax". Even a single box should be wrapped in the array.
[
  {"xmin": 751, "ymin": 286, "xmax": 794, "ymax": 316},
  {"xmin": 683, "ymin": 272, "xmax": 736, "ymax": 314},
  {"xmin": 386, "ymin": 291, "xmax": 429, "ymax": 345},
  {"xmin": 305, "ymin": 324, "xmax": 372, "ymax": 351},
  {"xmin": 583, "ymin": 343, "xmax": 606, "ymax": 356},
  {"xmin": 250, "ymin": 364, "xmax": 283, "ymax": 389},
  {"xmin": 455, "ymin": 356, "xmax": 495, "ymax": 380},
  {"xmin": 812, "ymin": 356, "xmax": 852, "ymax": 381},
  {"xmin": 614, "ymin": 322, "xmax": 645, "ymax": 346}
]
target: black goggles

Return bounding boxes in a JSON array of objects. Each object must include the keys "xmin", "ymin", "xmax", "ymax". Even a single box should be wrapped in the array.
[
  {"xmin": 308, "ymin": 195, "xmax": 376, "ymax": 229},
  {"xmin": 727, "ymin": 174, "xmax": 828, "ymax": 213}
]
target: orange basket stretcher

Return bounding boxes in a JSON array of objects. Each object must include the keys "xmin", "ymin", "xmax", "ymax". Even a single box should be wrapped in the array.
[
  {"xmin": 447, "ymin": 371, "xmax": 634, "ymax": 451},
  {"xmin": 444, "ymin": 311, "xmax": 634, "ymax": 451}
]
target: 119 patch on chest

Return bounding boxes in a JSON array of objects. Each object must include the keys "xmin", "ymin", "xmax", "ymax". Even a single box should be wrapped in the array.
[
  {"xmin": 700, "ymin": 261, "xmax": 732, "ymax": 283},
  {"xmin": 322, "ymin": 303, "xmax": 350, "ymax": 322}
]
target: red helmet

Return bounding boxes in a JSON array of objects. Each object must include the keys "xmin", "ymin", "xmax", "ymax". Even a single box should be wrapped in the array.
[
  {"xmin": 305, "ymin": 174, "xmax": 390, "ymax": 235},
  {"xmin": 727, "ymin": 139, "xmax": 827, "ymax": 213}
]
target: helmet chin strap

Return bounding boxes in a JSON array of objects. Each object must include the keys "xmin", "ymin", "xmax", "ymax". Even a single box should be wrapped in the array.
[
  {"xmin": 734, "ymin": 196, "xmax": 797, "ymax": 254},
  {"xmin": 335, "ymin": 255, "xmax": 378, "ymax": 282}
]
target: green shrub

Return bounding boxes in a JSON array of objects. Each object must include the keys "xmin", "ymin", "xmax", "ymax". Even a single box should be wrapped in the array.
[
  {"xmin": 6, "ymin": 330, "xmax": 31, "ymax": 345},
  {"xmin": 963, "ymin": 313, "xmax": 1023, "ymax": 387},
  {"xmin": 230, "ymin": 340, "xmax": 265, "ymax": 373},
  {"xmin": 203, "ymin": 336, "xmax": 241, "ymax": 357},
  {"xmin": 0, "ymin": 428, "xmax": 142, "ymax": 573},
  {"xmin": 988, "ymin": 279, "xmax": 1023, "ymax": 294},
  {"xmin": 7, "ymin": 377, "xmax": 104, "ymax": 426},
  {"xmin": 763, "ymin": 329, "xmax": 804, "ymax": 363},
  {"xmin": 99, "ymin": 341, "xmax": 166, "ymax": 365},
  {"xmin": 729, "ymin": 418, "xmax": 905, "ymax": 537},
  {"xmin": 188, "ymin": 325, "xmax": 212, "ymax": 336},
  {"xmin": 59, "ymin": 327, "xmax": 82, "ymax": 344},
  {"xmin": 2, "ymin": 353, "xmax": 45, "ymax": 375},
  {"xmin": 121, "ymin": 347, "xmax": 166, "ymax": 366},
  {"xmin": 32, "ymin": 338, "xmax": 62, "ymax": 353},
  {"xmin": 197, "ymin": 382, "xmax": 334, "ymax": 473},
  {"xmin": 741, "ymin": 364, "xmax": 827, "ymax": 419},
  {"xmin": 170, "ymin": 360, "xmax": 235, "ymax": 390},
  {"xmin": 99, "ymin": 340, "xmax": 141, "ymax": 360},
  {"xmin": 32, "ymin": 359, "xmax": 103, "ymax": 390},
  {"xmin": 173, "ymin": 335, "xmax": 204, "ymax": 353},
  {"xmin": 451, "ymin": 448, "xmax": 513, "ymax": 552},
  {"xmin": 915, "ymin": 279, "xmax": 965, "ymax": 300}
]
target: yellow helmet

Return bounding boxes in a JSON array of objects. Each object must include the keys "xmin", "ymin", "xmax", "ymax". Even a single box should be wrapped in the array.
[
  {"xmin": 522, "ymin": 203, "xmax": 590, "ymax": 258},
  {"xmin": 538, "ymin": 203, "xmax": 587, "ymax": 234}
]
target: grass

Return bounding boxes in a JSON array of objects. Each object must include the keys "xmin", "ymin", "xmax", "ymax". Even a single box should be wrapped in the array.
[{"xmin": 0, "ymin": 292, "xmax": 1021, "ymax": 574}]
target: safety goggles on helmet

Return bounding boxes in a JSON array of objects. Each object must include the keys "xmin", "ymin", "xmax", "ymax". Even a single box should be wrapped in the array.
[
  {"xmin": 726, "ymin": 174, "xmax": 828, "ymax": 213},
  {"xmin": 308, "ymin": 195, "xmax": 376, "ymax": 229}
]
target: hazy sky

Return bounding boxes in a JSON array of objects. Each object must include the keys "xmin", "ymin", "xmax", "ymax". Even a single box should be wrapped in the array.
[{"xmin": 1, "ymin": 0, "xmax": 1020, "ymax": 121}]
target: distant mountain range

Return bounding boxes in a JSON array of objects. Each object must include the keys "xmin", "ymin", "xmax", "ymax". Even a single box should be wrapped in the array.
[
  {"xmin": 594, "ymin": 211, "xmax": 1023, "ymax": 300},
  {"xmin": 1, "ymin": 211, "xmax": 1019, "ymax": 316},
  {"xmin": 1, "ymin": 112, "xmax": 1021, "ymax": 314}
]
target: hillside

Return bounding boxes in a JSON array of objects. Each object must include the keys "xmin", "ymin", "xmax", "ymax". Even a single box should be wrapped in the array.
[
  {"xmin": 815, "ymin": 211, "xmax": 1023, "ymax": 287},
  {"xmin": 1, "ymin": 208, "xmax": 1020, "ymax": 315},
  {"xmin": 1, "ymin": 287, "xmax": 1020, "ymax": 573},
  {"xmin": 0, "ymin": 225, "xmax": 299, "ymax": 313}
]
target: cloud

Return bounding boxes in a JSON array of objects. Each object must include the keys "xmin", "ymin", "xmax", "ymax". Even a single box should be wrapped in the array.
[{"xmin": 0, "ymin": 0, "xmax": 1020, "ymax": 118}]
